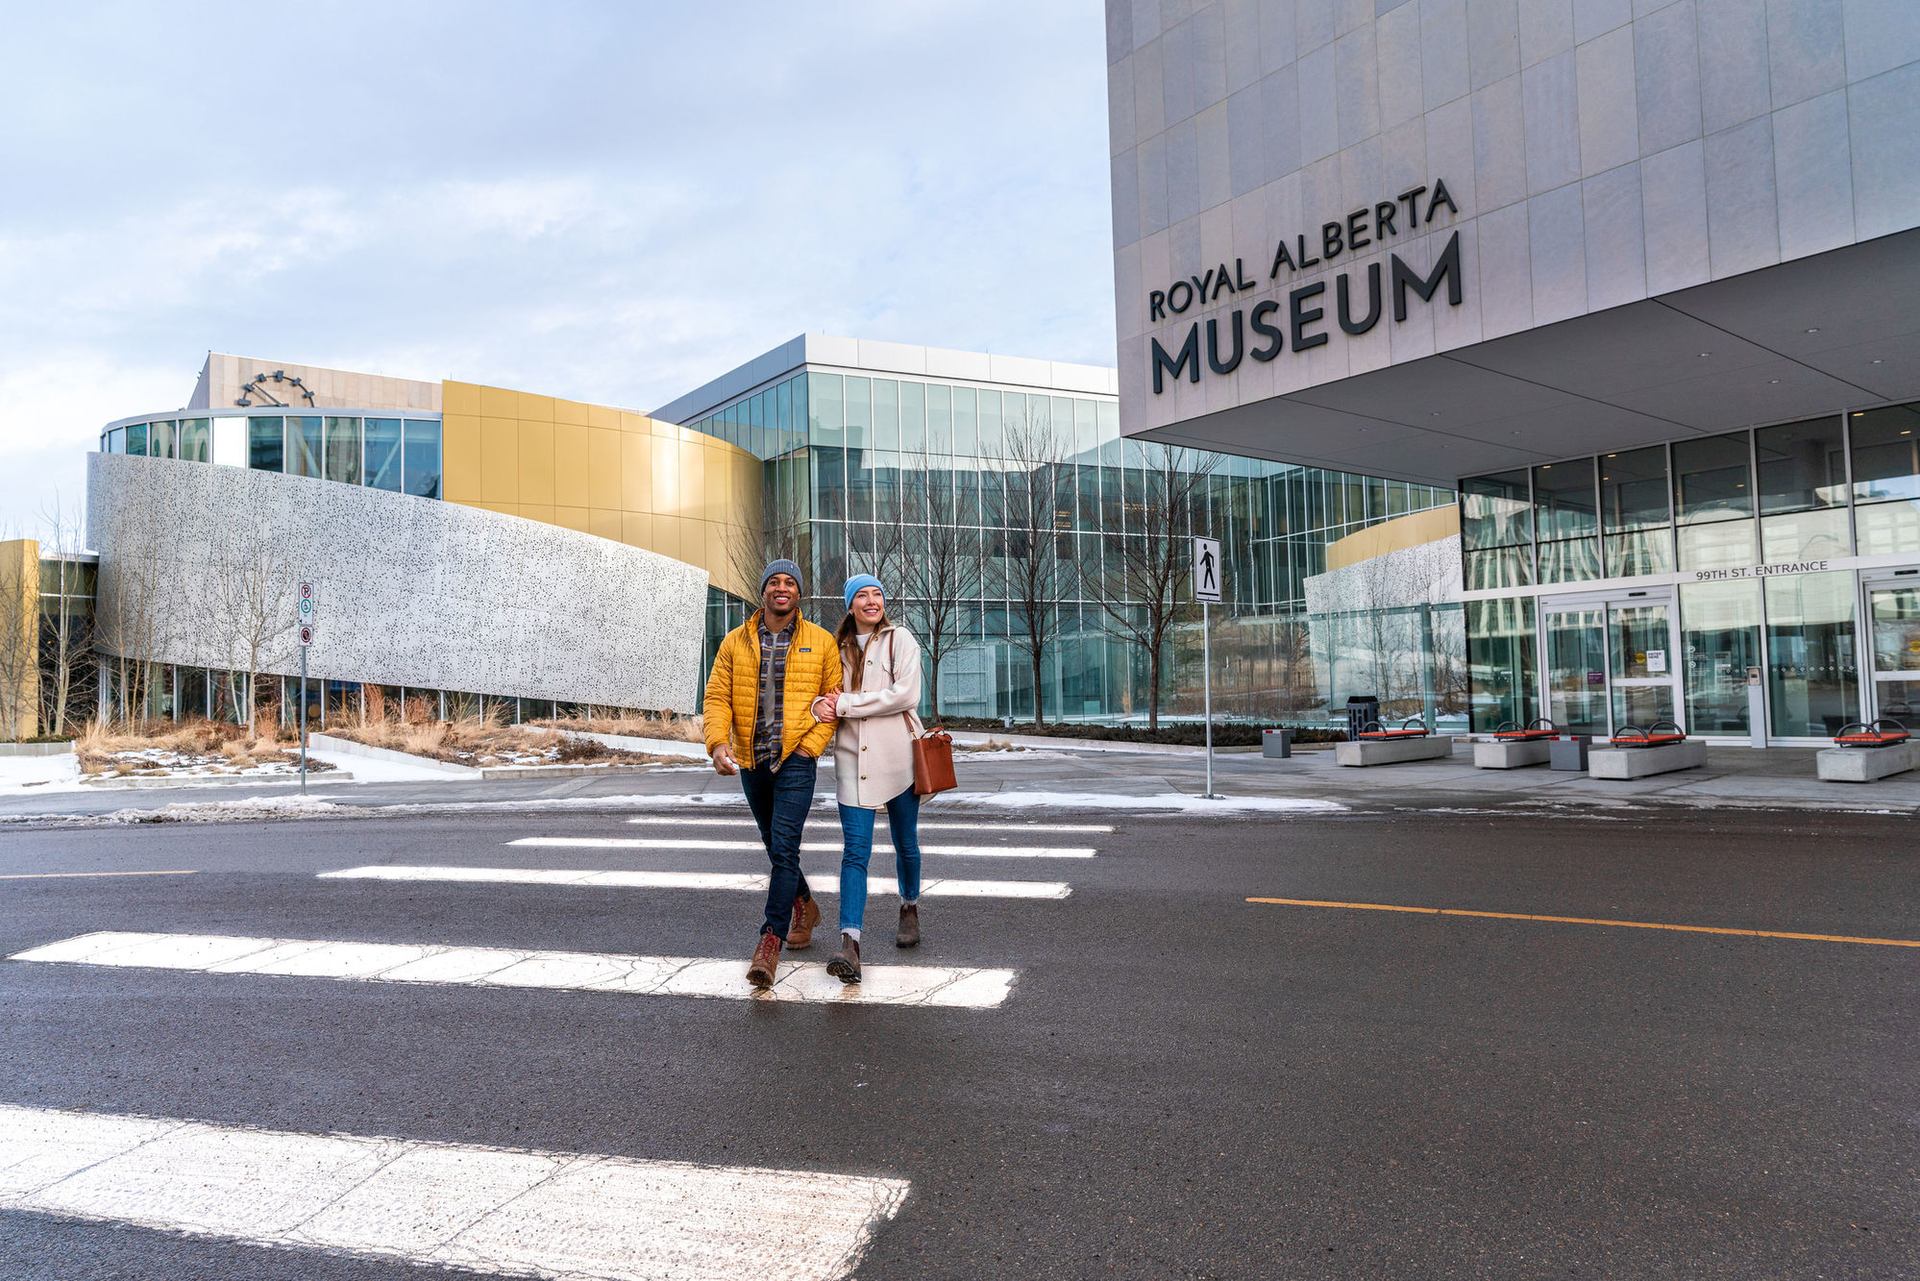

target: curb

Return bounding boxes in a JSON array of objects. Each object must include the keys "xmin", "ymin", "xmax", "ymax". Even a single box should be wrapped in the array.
[
  {"xmin": 560, "ymin": 730, "xmax": 706, "ymax": 760},
  {"xmin": 80, "ymin": 770, "xmax": 354, "ymax": 789},
  {"xmin": 476, "ymin": 763, "xmax": 676, "ymax": 781},
  {"xmin": 0, "ymin": 743, "xmax": 77, "ymax": 758}
]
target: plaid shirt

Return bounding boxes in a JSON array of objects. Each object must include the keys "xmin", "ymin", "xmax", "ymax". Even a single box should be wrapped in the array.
[{"xmin": 752, "ymin": 615, "xmax": 797, "ymax": 769}]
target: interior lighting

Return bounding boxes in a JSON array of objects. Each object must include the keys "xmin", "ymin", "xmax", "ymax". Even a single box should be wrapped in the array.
[
  {"xmin": 1697, "ymin": 352, "xmax": 1711, "ymax": 358},
  {"xmin": 1805, "ymin": 327, "xmax": 1820, "ymax": 334},
  {"xmin": 1768, "ymin": 379, "xmax": 1780, "ymax": 384}
]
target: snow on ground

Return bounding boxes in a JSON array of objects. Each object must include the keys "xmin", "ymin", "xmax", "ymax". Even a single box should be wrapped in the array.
[
  {"xmin": 930, "ymin": 791, "xmax": 1348, "ymax": 814},
  {"xmin": 301, "ymin": 747, "xmax": 451, "ymax": 784},
  {"xmin": 0, "ymin": 754, "xmax": 84, "ymax": 794}
]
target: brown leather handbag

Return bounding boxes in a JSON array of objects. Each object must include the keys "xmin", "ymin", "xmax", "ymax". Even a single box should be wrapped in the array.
[{"xmin": 911, "ymin": 723, "xmax": 957, "ymax": 796}]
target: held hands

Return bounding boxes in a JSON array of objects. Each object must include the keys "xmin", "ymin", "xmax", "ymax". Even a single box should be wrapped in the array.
[
  {"xmin": 811, "ymin": 690, "xmax": 841, "ymax": 724},
  {"xmin": 710, "ymin": 743, "xmax": 739, "ymax": 776}
]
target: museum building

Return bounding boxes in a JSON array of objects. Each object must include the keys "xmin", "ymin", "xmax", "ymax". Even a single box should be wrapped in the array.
[{"xmin": 1106, "ymin": 0, "xmax": 1920, "ymax": 743}]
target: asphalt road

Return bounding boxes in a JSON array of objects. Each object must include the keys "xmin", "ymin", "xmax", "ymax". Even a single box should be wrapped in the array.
[{"xmin": 0, "ymin": 801, "xmax": 1914, "ymax": 1279}]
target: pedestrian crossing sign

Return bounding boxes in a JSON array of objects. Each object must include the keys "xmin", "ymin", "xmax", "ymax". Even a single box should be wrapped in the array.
[{"xmin": 1192, "ymin": 536, "xmax": 1221, "ymax": 603}]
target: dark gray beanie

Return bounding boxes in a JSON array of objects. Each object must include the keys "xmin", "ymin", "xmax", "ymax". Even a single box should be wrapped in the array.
[{"xmin": 761, "ymin": 558, "xmax": 804, "ymax": 594}]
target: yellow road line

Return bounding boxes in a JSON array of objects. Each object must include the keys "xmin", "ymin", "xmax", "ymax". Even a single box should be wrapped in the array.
[
  {"xmin": 0, "ymin": 870, "xmax": 198, "ymax": 881},
  {"xmin": 1245, "ymin": 896, "xmax": 1920, "ymax": 949}
]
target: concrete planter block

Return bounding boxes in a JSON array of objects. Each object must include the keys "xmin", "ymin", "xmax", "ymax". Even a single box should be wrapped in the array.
[
  {"xmin": 1473, "ymin": 738, "xmax": 1553, "ymax": 769},
  {"xmin": 1334, "ymin": 736, "xmax": 1456, "ymax": 766},
  {"xmin": 1586, "ymin": 740, "xmax": 1707, "ymax": 779},
  {"xmin": 307, "ymin": 732, "xmax": 481, "ymax": 777},
  {"xmin": 1816, "ymin": 743, "xmax": 1915, "ymax": 782}
]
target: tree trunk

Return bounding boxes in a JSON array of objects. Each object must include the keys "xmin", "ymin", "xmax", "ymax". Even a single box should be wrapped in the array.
[
  {"xmin": 1030, "ymin": 650, "xmax": 1045, "ymax": 728},
  {"xmin": 1147, "ymin": 644, "xmax": 1162, "ymax": 734}
]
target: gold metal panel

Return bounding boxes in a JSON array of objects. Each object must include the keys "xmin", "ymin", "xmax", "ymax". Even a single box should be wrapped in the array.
[
  {"xmin": 650, "ymin": 437, "xmax": 677, "ymax": 514},
  {"xmin": 589, "ymin": 509, "xmax": 623, "ymax": 542},
  {"xmin": 442, "ymin": 381, "xmax": 482, "ymax": 416},
  {"xmin": 0, "ymin": 539, "xmax": 39, "ymax": 739},
  {"xmin": 479, "ymin": 419, "xmax": 520, "ymax": 504},
  {"xmin": 520, "ymin": 503, "xmax": 556, "ymax": 526},
  {"xmin": 554, "ymin": 424, "xmax": 591, "ymax": 508},
  {"xmin": 441, "ymin": 413, "xmax": 483, "ymax": 503},
  {"xmin": 513, "ymin": 391, "xmax": 554, "ymax": 422},
  {"xmin": 587, "ymin": 429, "xmax": 622, "ymax": 510},
  {"xmin": 518, "ymin": 422, "xmax": 555, "ymax": 505},
  {"xmin": 479, "ymin": 386, "xmax": 521, "ymax": 419},
  {"xmin": 621, "ymin": 433, "xmax": 649, "ymax": 511},
  {"xmin": 554, "ymin": 505, "xmax": 591, "ymax": 533}
]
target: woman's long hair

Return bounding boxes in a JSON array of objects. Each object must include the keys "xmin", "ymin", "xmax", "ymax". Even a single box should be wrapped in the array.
[{"xmin": 834, "ymin": 606, "xmax": 891, "ymax": 692}]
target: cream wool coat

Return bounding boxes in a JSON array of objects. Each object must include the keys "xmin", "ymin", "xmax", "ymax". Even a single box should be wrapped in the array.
[{"xmin": 829, "ymin": 622, "xmax": 923, "ymax": 808}]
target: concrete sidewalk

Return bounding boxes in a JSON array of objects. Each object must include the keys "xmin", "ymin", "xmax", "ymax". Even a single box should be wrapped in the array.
[{"xmin": 1, "ymin": 737, "xmax": 1913, "ymax": 823}]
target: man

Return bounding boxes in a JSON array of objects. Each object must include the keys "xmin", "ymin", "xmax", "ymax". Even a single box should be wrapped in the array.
[{"xmin": 704, "ymin": 559, "xmax": 842, "ymax": 989}]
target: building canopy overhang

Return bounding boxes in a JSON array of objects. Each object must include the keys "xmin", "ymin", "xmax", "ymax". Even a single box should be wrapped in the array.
[{"xmin": 1135, "ymin": 229, "xmax": 1920, "ymax": 488}]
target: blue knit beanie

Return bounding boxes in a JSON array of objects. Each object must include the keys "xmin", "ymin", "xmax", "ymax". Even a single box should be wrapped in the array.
[
  {"xmin": 760, "ymin": 559, "xmax": 803, "ymax": 594},
  {"xmin": 843, "ymin": 574, "xmax": 884, "ymax": 611}
]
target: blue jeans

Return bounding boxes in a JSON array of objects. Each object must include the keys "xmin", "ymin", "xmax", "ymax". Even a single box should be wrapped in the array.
[
  {"xmin": 740, "ymin": 755, "xmax": 817, "ymax": 941},
  {"xmin": 836, "ymin": 787, "xmax": 923, "ymax": 937}
]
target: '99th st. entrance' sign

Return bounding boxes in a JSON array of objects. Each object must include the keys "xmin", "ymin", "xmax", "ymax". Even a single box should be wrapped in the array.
[{"xmin": 1148, "ymin": 179, "xmax": 1463, "ymax": 394}]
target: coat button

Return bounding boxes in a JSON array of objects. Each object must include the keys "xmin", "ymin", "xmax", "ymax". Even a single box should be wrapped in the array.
[{"xmin": 861, "ymin": 774, "xmax": 867, "ymax": 779}]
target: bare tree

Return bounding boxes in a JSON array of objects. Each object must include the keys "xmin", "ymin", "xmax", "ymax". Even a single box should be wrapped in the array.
[
  {"xmin": 1001, "ymin": 410, "xmax": 1071, "ymax": 727},
  {"xmin": 724, "ymin": 455, "xmax": 807, "ymax": 610},
  {"xmin": 37, "ymin": 494, "xmax": 94, "ymax": 736},
  {"xmin": 211, "ymin": 529, "xmax": 298, "ymax": 725},
  {"xmin": 92, "ymin": 511, "xmax": 172, "ymax": 727},
  {"xmin": 0, "ymin": 536, "xmax": 36, "ymax": 739},
  {"xmin": 1095, "ymin": 443, "xmax": 1219, "ymax": 731},
  {"xmin": 889, "ymin": 446, "xmax": 981, "ymax": 719}
]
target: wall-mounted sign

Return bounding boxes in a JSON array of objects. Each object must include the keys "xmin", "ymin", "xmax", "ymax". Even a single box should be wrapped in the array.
[
  {"xmin": 1148, "ymin": 180, "xmax": 1463, "ymax": 394},
  {"xmin": 1692, "ymin": 560, "xmax": 1831, "ymax": 583},
  {"xmin": 1646, "ymin": 649, "xmax": 1667, "ymax": 674}
]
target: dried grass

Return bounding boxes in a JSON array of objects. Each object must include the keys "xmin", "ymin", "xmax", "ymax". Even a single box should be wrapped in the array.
[
  {"xmin": 535, "ymin": 710, "xmax": 704, "ymax": 743},
  {"xmin": 328, "ymin": 707, "xmax": 658, "ymax": 767},
  {"xmin": 76, "ymin": 717, "xmax": 304, "ymax": 775}
]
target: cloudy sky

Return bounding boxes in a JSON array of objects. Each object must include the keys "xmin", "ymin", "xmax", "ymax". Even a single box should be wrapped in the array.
[{"xmin": 0, "ymin": 1, "xmax": 1115, "ymax": 539}]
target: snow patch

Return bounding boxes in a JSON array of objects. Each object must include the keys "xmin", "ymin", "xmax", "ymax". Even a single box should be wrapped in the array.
[{"xmin": 930, "ymin": 791, "xmax": 1347, "ymax": 814}]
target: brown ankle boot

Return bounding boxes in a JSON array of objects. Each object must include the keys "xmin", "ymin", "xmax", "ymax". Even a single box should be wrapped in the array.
[
  {"xmin": 826, "ymin": 933, "xmax": 862, "ymax": 984},
  {"xmin": 746, "ymin": 931, "xmax": 781, "ymax": 989},
  {"xmin": 896, "ymin": 903, "xmax": 920, "ymax": 948},
  {"xmin": 787, "ymin": 895, "xmax": 821, "ymax": 949}
]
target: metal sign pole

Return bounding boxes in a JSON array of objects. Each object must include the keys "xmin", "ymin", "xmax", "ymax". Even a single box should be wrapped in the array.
[
  {"xmin": 299, "ymin": 646, "xmax": 308, "ymax": 794},
  {"xmin": 1202, "ymin": 600, "xmax": 1218, "ymax": 799}
]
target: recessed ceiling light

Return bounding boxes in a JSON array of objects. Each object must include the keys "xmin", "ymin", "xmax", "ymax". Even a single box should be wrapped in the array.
[
  {"xmin": 1871, "ymin": 359, "xmax": 1884, "ymax": 365},
  {"xmin": 1852, "ymin": 411, "xmax": 1865, "ymax": 417},
  {"xmin": 1768, "ymin": 379, "xmax": 1780, "ymax": 384},
  {"xmin": 1697, "ymin": 352, "xmax": 1711, "ymax": 358},
  {"xmin": 1901, "ymin": 430, "xmax": 1912, "ymax": 437},
  {"xmin": 1805, "ymin": 327, "xmax": 1820, "ymax": 334}
]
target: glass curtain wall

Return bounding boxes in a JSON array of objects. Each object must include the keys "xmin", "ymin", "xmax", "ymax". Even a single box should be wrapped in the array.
[
  {"xmin": 105, "ymin": 411, "xmax": 443, "ymax": 500},
  {"xmin": 1463, "ymin": 402, "xmax": 1920, "ymax": 740},
  {"xmin": 685, "ymin": 371, "xmax": 1453, "ymax": 724}
]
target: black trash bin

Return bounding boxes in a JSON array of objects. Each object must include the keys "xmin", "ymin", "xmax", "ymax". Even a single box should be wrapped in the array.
[{"xmin": 1345, "ymin": 695, "xmax": 1380, "ymax": 741}]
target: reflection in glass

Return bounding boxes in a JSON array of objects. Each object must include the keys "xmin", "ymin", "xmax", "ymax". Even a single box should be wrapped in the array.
[
  {"xmin": 149, "ymin": 420, "xmax": 174, "ymax": 459},
  {"xmin": 1465, "ymin": 597, "xmax": 1536, "ymax": 731},
  {"xmin": 1680, "ymin": 580, "xmax": 1760, "ymax": 735},
  {"xmin": 365, "ymin": 419, "xmax": 402, "ymax": 491},
  {"xmin": 1610, "ymin": 603, "xmax": 1670, "ymax": 682},
  {"xmin": 1677, "ymin": 518, "xmax": 1755, "ymax": 570},
  {"xmin": 1464, "ymin": 546, "xmax": 1532, "ymax": 589},
  {"xmin": 1851, "ymin": 402, "xmax": 1920, "ymax": 554},
  {"xmin": 1600, "ymin": 445, "xmax": 1673, "ymax": 576},
  {"xmin": 126, "ymin": 424, "xmax": 148, "ymax": 456},
  {"xmin": 1756, "ymin": 416, "xmax": 1849, "ymax": 561},
  {"xmin": 248, "ymin": 417, "xmax": 283, "ymax": 471},
  {"xmin": 1545, "ymin": 609, "xmax": 1607, "ymax": 735},
  {"xmin": 808, "ymin": 372, "xmax": 843, "ymax": 444},
  {"xmin": 1766, "ymin": 571, "xmax": 1858, "ymax": 737},
  {"xmin": 178, "ymin": 418, "xmax": 211, "ymax": 462},
  {"xmin": 1612, "ymin": 683, "xmax": 1673, "ymax": 729},
  {"xmin": 1460, "ymin": 470, "xmax": 1531, "ymax": 550},
  {"xmin": 325, "ymin": 417, "xmax": 362, "ymax": 485},
  {"xmin": 1673, "ymin": 432, "xmax": 1751, "ymax": 523},
  {"xmin": 287, "ymin": 416, "xmax": 323, "ymax": 478},
  {"xmin": 403, "ymin": 420, "xmax": 440, "ymax": 498}
]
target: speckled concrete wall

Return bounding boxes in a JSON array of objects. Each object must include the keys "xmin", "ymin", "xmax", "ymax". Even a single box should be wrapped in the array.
[{"xmin": 87, "ymin": 453, "xmax": 706, "ymax": 712}]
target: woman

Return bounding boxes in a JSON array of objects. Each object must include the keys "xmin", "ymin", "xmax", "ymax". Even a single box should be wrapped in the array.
[{"xmin": 809, "ymin": 573, "xmax": 925, "ymax": 984}]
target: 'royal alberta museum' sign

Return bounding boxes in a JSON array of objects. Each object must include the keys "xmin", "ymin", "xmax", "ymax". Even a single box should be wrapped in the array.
[{"xmin": 1148, "ymin": 180, "xmax": 1464, "ymax": 394}]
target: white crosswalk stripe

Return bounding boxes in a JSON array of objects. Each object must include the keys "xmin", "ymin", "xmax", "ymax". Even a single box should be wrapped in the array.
[
  {"xmin": 510, "ymin": 835, "xmax": 1096, "ymax": 858},
  {"xmin": 0, "ymin": 1103, "xmax": 906, "ymax": 1281},
  {"xmin": 623, "ymin": 815, "xmax": 1115, "ymax": 834},
  {"xmin": 11, "ymin": 932, "xmax": 1018, "ymax": 1008},
  {"xmin": 321, "ymin": 865, "xmax": 1072, "ymax": 899}
]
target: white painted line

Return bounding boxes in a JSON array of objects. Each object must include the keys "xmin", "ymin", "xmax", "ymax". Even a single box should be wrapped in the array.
[
  {"xmin": 624, "ymin": 816, "xmax": 1115, "ymax": 834},
  {"xmin": 0, "ymin": 1103, "xmax": 906, "ymax": 1281},
  {"xmin": 321, "ymin": 865, "xmax": 1072, "ymax": 900},
  {"xmin": 511, "ymin": 836, "xmax": 1095, "ymax": 859},
  {"xmin": 10, "ymin": 932, "xmax": 1018, "ymax": 1009},
  {"xmin": 0, "ymin": 870, "xmax": 198, "ymax": 881}
]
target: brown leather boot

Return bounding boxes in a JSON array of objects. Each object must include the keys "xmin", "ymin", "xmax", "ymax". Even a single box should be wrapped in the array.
[
  {"xmin": 787, "ymin": 894, "xmax": 821, "ymax": 948},
  {"xmin": 746, "ymin": 931, "xmax": 781, "ymax": 989},
  {"xmin": 826, "ymin": 933, "xmax": 862, "ymax": 984},
  {"xmin": 896, "ymin": 903, "xmax": 920, "ymax": 948}
]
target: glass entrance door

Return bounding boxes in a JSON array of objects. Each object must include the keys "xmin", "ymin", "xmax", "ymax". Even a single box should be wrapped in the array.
[
  {"xmin": 1544, "ymin": 609, "xmax": 1607, "ymax": 734},
  {"xmin": 1865, "ymin": 580, "xmax": 1920, "ymax": 725},
  {"xmin": 1609, "ymin": 601, "xmax": 1680, "ymax": 730},
  {"xmin": 1540, "ymin": 595, "xmax": 1682, "ymax": 735}
]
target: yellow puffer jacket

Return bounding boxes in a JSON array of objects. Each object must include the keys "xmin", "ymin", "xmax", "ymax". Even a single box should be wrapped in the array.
[{"xmin": 703, "ymin": 610, "xmax": 843, "ymax": 766}]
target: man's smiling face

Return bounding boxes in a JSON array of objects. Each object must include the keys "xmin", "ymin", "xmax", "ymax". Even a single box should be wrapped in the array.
[{"xmin": 762, "ymin": 573, "xmax": 798, "ymax": 615}]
